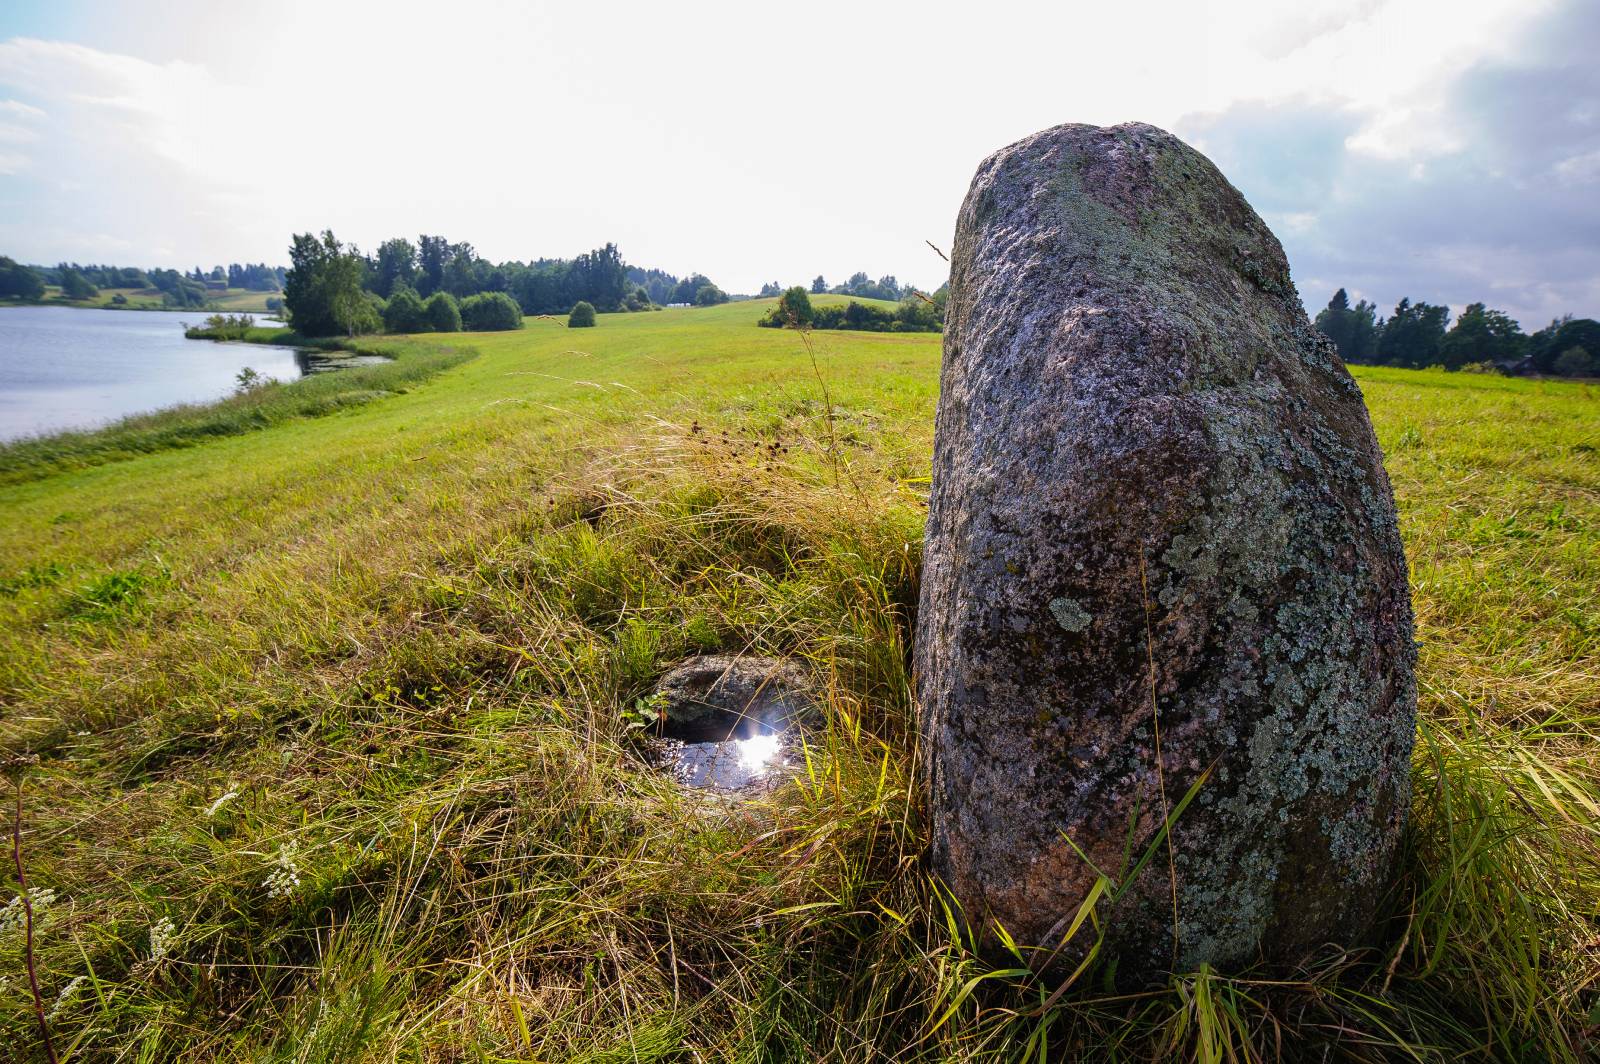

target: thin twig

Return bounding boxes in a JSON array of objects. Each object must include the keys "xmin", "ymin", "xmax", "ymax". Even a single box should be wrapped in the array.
[
  {"xmin": 14, "ymin": 777, "xmax": 59, "ymax": 1064},
  {"xmin": 925, "ymin": 239, "xmax": 949, "ymax": 262}
]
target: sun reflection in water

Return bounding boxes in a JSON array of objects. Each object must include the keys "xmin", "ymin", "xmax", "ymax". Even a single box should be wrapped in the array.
[{"xmin": 737, "ymin": 731, "xmax": 781, "ymax": 773}]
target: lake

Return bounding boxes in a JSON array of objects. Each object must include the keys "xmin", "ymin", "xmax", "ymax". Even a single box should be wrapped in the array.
[{"xmin": 0, "ymin": 305, "xmax": 314, "ymax": 442}]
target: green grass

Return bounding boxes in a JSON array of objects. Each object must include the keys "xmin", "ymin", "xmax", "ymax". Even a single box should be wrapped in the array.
[
  {"xmin": 0, "ymin": 332, "xmax": 474, "ymax": 485},
  {"xmin": 17, "ymin": 286, "xmax": 281, "ymax": 312},
  {"xmin": 0, "ymin": 300, "xmax": 1595, "ymax": 1060}
]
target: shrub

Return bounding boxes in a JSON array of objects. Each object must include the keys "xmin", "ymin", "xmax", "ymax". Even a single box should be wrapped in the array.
[
  {"xmin": 776, "ymin": 286, "xmax": 813, "ymax": 326},
  {"xmin": 895, "ymin": 292, "xmax": 941, "ymax": 330},
  {"xmin": 184, "ymin": 314, "xmax": 257, "ymax": 341},
  {"xmin": 110, "ymin": 293, "xmax": 128, "ymax": 305},
  {"xmin": 460, "ymin": 291, "xmax": 523, "ymax": 331},
  {"xmin": 694, "ymin": 284, "xmax": 728, "ymax": 306},
  {"xmin": 761, "ymin": 297, "xmax": 940, "ymax": 333},
  {"xmin": 1552, "ymin": 346, "xmax": 1595, "ymax": 378},
  {"xmin": 383, "ymin": 287, "xmax": 426, "ymax": 334},
  {"xmin": 569, "ymin": 301, "xmax": 597, "ymax": 328},
  {"xmin": 423, "ymin": 291, "xmax": 461, "ymax": 333}
]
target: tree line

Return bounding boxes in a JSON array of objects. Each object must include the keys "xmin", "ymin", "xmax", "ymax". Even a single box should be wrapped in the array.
[
  {"xmin": 756, "ymin": 272, "xmax": 912, "ymax": 303},
  {"xmin": 1314, "ymin": 289, "xmax": 1598, "ymax": 378},
  {"xmin": 362, "ymin": 234, "xmax": 726, "ymax": 316},
  {"xmin": 0, "ymin": 257, "xmax": 286, "ymax": 308},
  {"xmin": 758, "ymin": 285, "xmax": 946, "ymax": 333},
  {"xmin": 285, "ymin": 230, "xmax": 731, "ymax": 337}
]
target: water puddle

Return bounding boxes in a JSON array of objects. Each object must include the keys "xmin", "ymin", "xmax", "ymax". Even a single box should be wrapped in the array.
[{"xmin": 646, "ymin": 655, "xmax": 814, "ymax": 792}]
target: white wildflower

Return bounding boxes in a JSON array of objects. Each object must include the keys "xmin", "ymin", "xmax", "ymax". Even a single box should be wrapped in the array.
[
  {"xmin": 262, "ymin": 843, "xmax": 302, "ymax": 900},
  {"xmin": 204, "ymin": 790, "xmax": 240, "ymax": 817},
  {"xmin": 0, "ymin": 886, "xmax": 58, "ymax": 935},
  {"xmin": 149, "ymin": 916, "xmax": 178, "ymax": 963},
  {"xmin": 46, "ymin": 975, "xmax": 86, "ymax": 1021}
]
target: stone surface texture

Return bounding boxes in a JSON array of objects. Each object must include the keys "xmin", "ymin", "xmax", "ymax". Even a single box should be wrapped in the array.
[{"xmin": 916, "ymin": 122, "xmax": 1416, "ymax": 980}]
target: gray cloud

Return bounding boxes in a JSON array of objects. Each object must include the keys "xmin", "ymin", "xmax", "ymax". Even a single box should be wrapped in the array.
[{"xmin": 1179, "ymin": 0, "xmax": 1600, "ymax": 329}]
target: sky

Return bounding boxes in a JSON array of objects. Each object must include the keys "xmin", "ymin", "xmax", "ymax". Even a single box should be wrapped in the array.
[{"xmin": 1, "ymin": 0, "xmax": 1595, "ymax": 326}]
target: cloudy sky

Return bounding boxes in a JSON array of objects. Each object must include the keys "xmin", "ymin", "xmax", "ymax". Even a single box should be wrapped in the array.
[{"xmin": 1, "ymin": 0, "xmax": 1594, "ymax": 326}]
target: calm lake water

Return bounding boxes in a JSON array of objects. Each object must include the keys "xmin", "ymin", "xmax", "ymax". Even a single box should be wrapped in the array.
[{"xmin": 0, "ymin": 305, "xmax": 311, "ymax": 442}]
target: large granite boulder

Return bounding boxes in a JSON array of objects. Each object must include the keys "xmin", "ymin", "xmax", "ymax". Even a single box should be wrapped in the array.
[{"xmin": 916, "ymin": 122, "xmax": 1416, "ymax": 981}]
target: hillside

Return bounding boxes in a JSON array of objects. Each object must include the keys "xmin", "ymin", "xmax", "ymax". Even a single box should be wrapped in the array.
[
  {"xmin": 0, "ymin": 301, "xmax": 1596, "ymax": 1060},
  {"xmin": 26, "ymin": 285, "xmax": 279, "ymax": 313}
]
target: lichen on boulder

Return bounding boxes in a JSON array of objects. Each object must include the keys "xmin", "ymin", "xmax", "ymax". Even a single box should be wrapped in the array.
[{"xmin": 915, "ymin": 122, "xmax": 1416, "ymax": 982}]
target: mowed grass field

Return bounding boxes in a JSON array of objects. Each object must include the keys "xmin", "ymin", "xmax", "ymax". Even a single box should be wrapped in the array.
[{"xmin": 0, "ymin": 300, "xmax": 1596, "ymax": 1061}]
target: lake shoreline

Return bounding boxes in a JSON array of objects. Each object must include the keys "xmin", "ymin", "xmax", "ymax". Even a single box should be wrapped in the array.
[{"xmin": 0, "ymin": 323, "xmax": 474, "ymax": 484}]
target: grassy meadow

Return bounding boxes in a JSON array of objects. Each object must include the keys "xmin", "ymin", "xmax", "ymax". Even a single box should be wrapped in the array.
[
  {"xmin": 28, "ymin": 286, "xmax": 280, "ymax": 313},
  {"xmin": 0, "ymin": 299, "xmax": 1596, "ymax": 1061}
]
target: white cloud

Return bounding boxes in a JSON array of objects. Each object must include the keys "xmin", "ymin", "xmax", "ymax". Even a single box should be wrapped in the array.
[
  {"xmin": 0, "ymin": 98, "xmax": 44, "ymax": 118},
  {"xmin": 1178, "ymin": 0, "xmax": 1600, "ymax": 326},
  {"xmin": 0, "ymin": 38, "xmax": 270, "ymax": 188},
  {"xmin": 1552, "ymin": 149, "xmax": 1600, "ymax": 185},
  {"xmin": 0, "ymin": 0, "xmax": 1586, "ymax": 318}
]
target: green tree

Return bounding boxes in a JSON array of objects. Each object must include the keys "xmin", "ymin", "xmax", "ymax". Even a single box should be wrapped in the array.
[
  {"xmin": 1438, "ymin": 303, "xmax": 1526, "ymax": 370},
  {"xmin": 417, "ymin": 235, "xmax": 449, "ymax": 296},
  {"xmin": 460, "ymin": 291, "xmax": 523, "ymax": 331},
  {"xmin": 569, "ymin": 300, "xmax": 597, "ymax": 328},
  {"xmin": 810, "ymin": 275, "xmax": 827, "ymax": 294},
  {"xmin": 1377, "ymin": 298, "xmax": 1450, "ymax": 368},
  {"xmin": 382, "ymin": 286, "xmax": 425, "ymax": 333},
  {"xmin": 373, "ymin": 238, "xmax": 418, "ymax": 298},
  {"xmin": 1347, "ymin": 299, "xmax": 1380, "ymax": 362},
  {"xmin": 1552, "ymin": 346, "xmax": 1595, "ymax": 377},
  {"xmin": 444, "ymin": 247, "xmax": 482, "ymax": 298},
  {"xmin": 1529, "ymin": 317, "xmax": 1600, "ymax": 374},
  {"xmin": 422, "ymin": 291, "xmax": 461, "ymax": 332},
  {"xmin": 59, "ymin": 266, "xmax": 97, "ymax": 300},
  {"xmin": 568, "ymin": 243, "xmax": 628, "ymax": 311},
  {"xmin": 776, "ymin": 286, "xmax": 813, "ymax": 326},
  {"xmin": 670, "ymin": 273, "xmax": 714, "ymax": 304},
  {"xmin": 284, "ymin": 230, "xmax": 379, "ymax": 337},
  {"xmin": 0, "ymin": 257, "xmax": 46, "ymax": 299},
  {"xmin": 1313, "ymin": 288, "xmax": 1354, "ymax": 358},
  {"xmin": 694, "ymin": 283, "xmax": 728, "ymax": 306}
]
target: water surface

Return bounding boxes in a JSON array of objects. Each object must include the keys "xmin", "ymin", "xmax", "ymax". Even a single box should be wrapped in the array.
[{"xmin": 0, "ymin": 306, "xmax": 310, "ymax": 442}]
